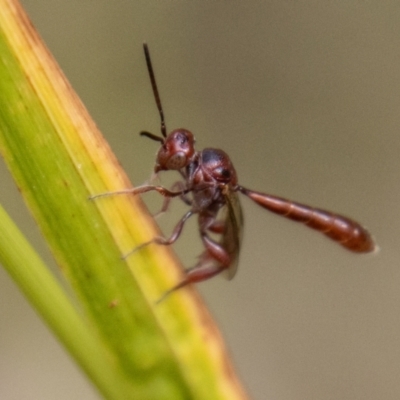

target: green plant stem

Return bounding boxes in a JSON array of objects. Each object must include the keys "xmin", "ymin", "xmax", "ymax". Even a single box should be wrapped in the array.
[{"xmin": 0, "ymin": 203, "xmax": 137, "ymax": 398}]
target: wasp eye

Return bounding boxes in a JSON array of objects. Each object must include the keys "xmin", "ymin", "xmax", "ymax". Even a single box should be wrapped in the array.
[{"xmin": 167, "ymin": 152, "xmax": 187, "ymax": 169}]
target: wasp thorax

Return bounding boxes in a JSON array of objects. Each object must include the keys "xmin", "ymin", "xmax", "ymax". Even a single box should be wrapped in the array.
[
  {"xmin": 201, "ymin": 148, "xmax": 238, "ymax": 185},
  {"xmin": 155, "ymin": 129, "xmax": 195, "ymax": 172}
]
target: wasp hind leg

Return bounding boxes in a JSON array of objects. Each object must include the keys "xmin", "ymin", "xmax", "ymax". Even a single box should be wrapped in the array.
[
  {"xmin": 156, "ymin": 255, "xmax": 225, "ymax": 304},
  {"xmin": 156, "ymin": 230, "xmax": 232, "ymax": 303}
]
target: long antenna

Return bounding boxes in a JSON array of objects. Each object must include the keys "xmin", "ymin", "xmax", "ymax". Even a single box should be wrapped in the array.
[{"xmin": 143, "ymin": 43, "xmax": 167, "ymax": 138}]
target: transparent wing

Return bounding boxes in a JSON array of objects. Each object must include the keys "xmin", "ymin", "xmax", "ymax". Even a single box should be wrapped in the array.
[{"xmin": 221, "ymin": 187, "xmax": 244, "ymax": 280}]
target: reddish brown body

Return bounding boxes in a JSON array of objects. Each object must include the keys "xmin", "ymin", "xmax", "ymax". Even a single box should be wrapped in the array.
[
  {"xmin": 238, "ymin": 188, "xmax": 373, "ymax": 253},
  {"xmin": 92, "ymin": 44, "xmax": 375, "ymax": 301}
]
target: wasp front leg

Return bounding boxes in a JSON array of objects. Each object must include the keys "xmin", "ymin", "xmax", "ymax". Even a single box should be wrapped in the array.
[
  {"xmin": 154, "ymin": 181, "xmax": 192, "ymax": 218},
  {"xmin": 89, "ymin": 184, "xmax": 190, "ymax": 200}
]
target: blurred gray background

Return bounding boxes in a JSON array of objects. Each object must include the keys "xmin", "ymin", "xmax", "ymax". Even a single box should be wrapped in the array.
[{"xmin": 1, "ymin": 1, "xmax": 398, "ymax": 399}]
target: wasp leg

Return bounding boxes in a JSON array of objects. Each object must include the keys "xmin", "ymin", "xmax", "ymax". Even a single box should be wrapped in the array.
[
  {"xmin": 89, "ymin": 184, "xmax": 191, "ymax": 200},
  {"xmin": 156, "ymin": 221, "xmax": 232, "ymax": 303},
  {"xmin": 122, "ymin": 210, "xmax": 195, "ymax": 259},
  {"xmin": 154, "ymin": 181, "xmax": 192, "ymax": 218}
]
